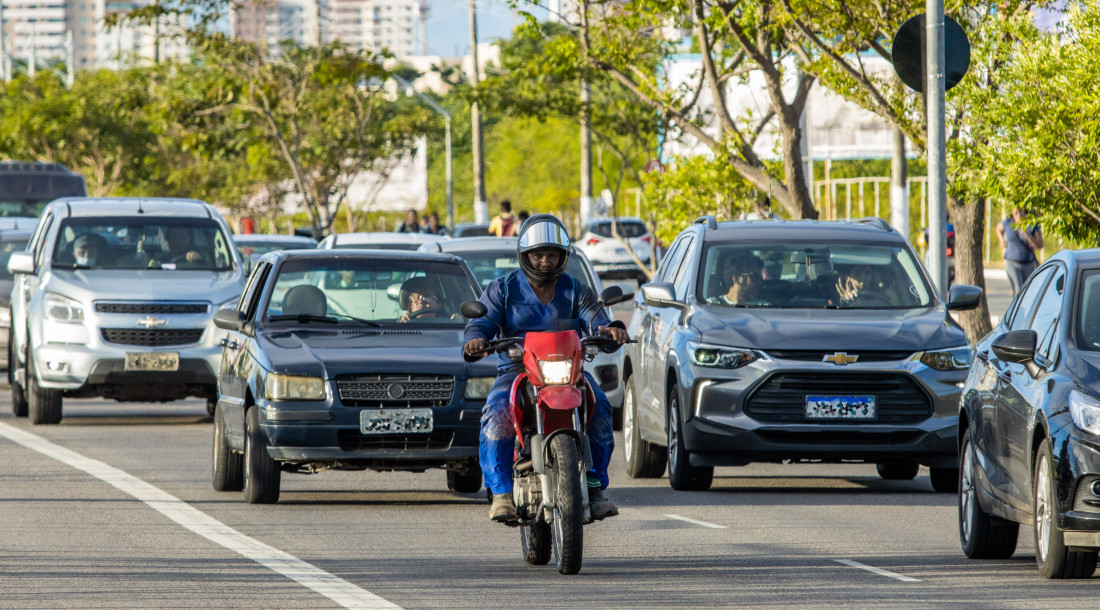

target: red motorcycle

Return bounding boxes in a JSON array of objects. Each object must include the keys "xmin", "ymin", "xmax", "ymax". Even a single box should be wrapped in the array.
[{"xmin": 462, "ymin": 286, "xmax": 632, "ymax": 575}]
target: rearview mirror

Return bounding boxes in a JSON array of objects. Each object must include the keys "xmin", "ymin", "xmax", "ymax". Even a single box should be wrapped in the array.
[
  {"xmin": 640, "ymin": 282, "xmax": 684, "ymax": 310},
  {"xmin": 599, "ymin": 285, "xmax": 634, "ymax": 307},
  {"xmin": 213, "ymin": 308, "xmax": 247, "ymax": 331},
  {"xmin": 991, "ymin": 329, "xmax": 1042, "ymax": 378},
  {"xmin": 947, "ymin": 284, "xmax": 983, "ymax": 311},
  {"xmin": 461, "ymin": 301, "xmax": 487, "ymax": 319},
  {"xmin": 8, "ymin": 251, "xmax": 34, "ymax": 275}
]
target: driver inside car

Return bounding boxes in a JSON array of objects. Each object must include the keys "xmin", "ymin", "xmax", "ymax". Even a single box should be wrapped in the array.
[
  {"xmin": 463, "ymin": 214, "xmax": 628, "ymax": 523},
  {"xmin": 398, "ymin": 276, "xmax": 461, "ymax": 322}
]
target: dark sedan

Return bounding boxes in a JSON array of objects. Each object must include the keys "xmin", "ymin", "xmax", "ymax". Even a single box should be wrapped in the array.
[
  {"xmin": 0, "ymin": 228, "xmax": 32, "ymax": 370},
  {"xmin": 959, "ymin": 249, "xmax": 1100, "ymax": 578},
  {"xmin": 211, "ymin": 249, "xmax": 495, "ymax": 504}
]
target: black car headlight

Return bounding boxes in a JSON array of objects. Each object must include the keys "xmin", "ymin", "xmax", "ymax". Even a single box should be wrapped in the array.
[
  {"xmin": 915, "ymin": 346, "xmax": 973, "ymax": 371},
  {"xmin": 465, "ymin": 376, "xmax": 495, "ymax": 400},
  {"xmin": 688, "ymin": 342, "xmax": 760, "ymax": 369},
  {"xmin": 1069, "ymin": 390, "xmax": 1100, "ymax": 436}
]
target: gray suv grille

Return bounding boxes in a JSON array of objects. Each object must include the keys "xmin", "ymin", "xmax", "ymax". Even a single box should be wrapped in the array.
[
  {"xmin": 336, "ymin": 374, "xmax": 454, "ymax": 407},
  {"xmin": 101, "ymin": 328, "xmax": 205, "ymax": 346},
  {"xmin": 96, "ymin": 302, "xmax": 209, "ymax": 314},
  {"xmin": 744, "ymin": 372, "xmax": 932, "ymax": 423}
]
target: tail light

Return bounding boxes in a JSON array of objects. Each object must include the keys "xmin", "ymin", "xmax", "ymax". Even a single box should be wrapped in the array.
[
  {"xmin": 641, "ymin": 236, "xmax": 652, "ymax": 243},
  {"xmin": 946, "ymin": 247, "xmax": 954, "ymax": 257},
  {"xmin": 586, "ymin": 238, "xmax": 600, "ymax": 246}
]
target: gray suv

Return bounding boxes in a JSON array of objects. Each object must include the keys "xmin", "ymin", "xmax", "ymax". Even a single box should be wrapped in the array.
[
  {"xmin": 622, "ymin": 217, "xmax": 983, "ymax": 492},
  {"xmin": 8, "ymin": 198, "xmax": 245, "ymax": 424}
]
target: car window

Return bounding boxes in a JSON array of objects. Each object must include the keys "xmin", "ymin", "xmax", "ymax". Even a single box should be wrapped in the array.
[
  {"xmin": 695, "ymin": 241, "xmax": 933, "ymax": 309},
  {"xmin": 239, "ymin": 262, "xmax": 271, "ymax": 318},
  {"xmin": 587, "ymin": 221, "xmax": 648, "ymax": 239},
  {"xmin": 1076, "ymin": 270, "xmax": 1100, "ymax": 351},
  {"xmin": 51, "ymin": 217, "xmax": 234, "ymax": 271},
  {"xmin": 33, "ymin": 213, "xmax": 54, "ymax": 268},
  {"xmin": 265, "ymin": 259, "xmax": 479, "ymax": 325},
  {"xmin": 1027, "ymin": 267, "xmax": 1064, "ymax": 361},
  {"xmin": 0, "ymin": 236, "xmax": 30, "ymax": 281},
  {"xmin": 655, "ymin": 235, "xmax": 689, "ymax": 283},
  {"xmin": 1007, "ymin": 266, "xmax": 1054, "ymax": 331},
  {"xmin": 672, "ymin": 237, "xmax": 696, "ymax": 300}
]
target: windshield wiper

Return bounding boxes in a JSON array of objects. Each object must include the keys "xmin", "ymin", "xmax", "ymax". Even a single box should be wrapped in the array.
[
  {"xmin": 326, "ymin": 312, "xmax": 381, "ymax": 327},
  {"xmin": 268, "ymin": 314, "xmax": 339, "ymax": 324}
]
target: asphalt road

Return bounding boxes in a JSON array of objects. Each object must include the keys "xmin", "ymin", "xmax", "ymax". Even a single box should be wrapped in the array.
[{"xmin": 6, "ymin": 273, "xmax": 1083, "ymax": 609}]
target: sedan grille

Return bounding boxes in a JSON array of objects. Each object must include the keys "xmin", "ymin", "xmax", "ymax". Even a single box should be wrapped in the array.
[
  {"xmin": 100, "ymin": 328, "xmax": 205, "ymax": 346},
  {"xmin": 96, "ymin": 302, "xmax": 209, "ymax": 314},
  {"xmin": 744, "ymin": 371, "xmax": 932, "ymax": 423},
  {"xmin": 336, "ymin": 374, "xmax": 454, "ymax": 408},
  {"xmin": 337, "ymin": 430, "xmax": 454, "ymax": 451}
]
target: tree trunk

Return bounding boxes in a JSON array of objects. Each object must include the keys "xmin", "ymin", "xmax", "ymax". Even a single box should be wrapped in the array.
[
  {"xmin": 778, "ymin": 118, "xmax": 818, "ymax": 219},
  {"xmin": 950, "ymin": 196, "xmax": 993, "ymax": 344}
]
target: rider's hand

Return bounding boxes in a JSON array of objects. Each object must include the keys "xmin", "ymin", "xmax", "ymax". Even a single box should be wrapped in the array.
[
  {"xmin": 598, "ymin": 325, "xmax": 628, "ymax": 345},
  {"xmin": 464, "ymin": 338, "xmax": 490, "ymax": 357}
]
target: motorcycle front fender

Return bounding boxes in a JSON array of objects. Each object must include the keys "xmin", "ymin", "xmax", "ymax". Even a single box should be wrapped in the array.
[{"xmin": 538, "ymin": 385, "xmax": 583, "ymax": 411}]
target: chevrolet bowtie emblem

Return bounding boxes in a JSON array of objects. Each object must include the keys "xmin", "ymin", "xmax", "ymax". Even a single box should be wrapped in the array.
[
  {"xmin": 138, "ymin": 316, "xmax": 167, "ymax": 328},
  {"xmin": 824, "ymin": 352, "xmax": 859, "ymax": 365}
]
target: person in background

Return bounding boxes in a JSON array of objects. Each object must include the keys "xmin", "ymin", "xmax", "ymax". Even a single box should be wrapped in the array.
[
  {"xmin": 996, "ymin": 207, "xmax": 1043, "ymax": 296},
  {"xmin": 516, "ymin": 210, "xmax": 530, "ymax": 227},
  {"xmin": 488, "ymin": 200, "xmax": 517, "ymax": 237},
  {"xmin": 424, "ymin": 212, "xmax": 451, "ymax": 236},
  {"xmin": 395, "ymin": 209, "xmax": 421, "ymax": 233}
]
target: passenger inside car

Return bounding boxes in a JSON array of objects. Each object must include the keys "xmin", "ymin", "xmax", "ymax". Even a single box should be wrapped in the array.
[
  {"xmin": 58, "ymin": 232, "xmax": 109, "ymax": 268},
  {"xmin": 398, "ymin": 276, "xmax": 462, "ymax": 322},
  {"xmin": 707, "ymin": 252, "xmax": 769, "ymax": 306}
]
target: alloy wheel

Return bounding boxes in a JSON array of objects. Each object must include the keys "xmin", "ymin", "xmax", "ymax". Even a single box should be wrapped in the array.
[
  {"xmin": 623, "ymin": 384, "xmax": 635, "ymax": 459},
  {"xmin": 1035, "ymin": 453, "xmax": 1052, "ymax": 562},
  {"xmin": 961, "ymin": 438, "xmax": 976, "ymax": 543}
]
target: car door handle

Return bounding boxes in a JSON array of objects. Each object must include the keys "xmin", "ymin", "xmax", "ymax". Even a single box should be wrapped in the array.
[
  {"xmin": 997, "ymin": 370, "xmax": 1011, "ymax": 384},
  {"xmin": 219, "ymin": 337, "xmax": 239, "ymax": 349},
  {"xmin": 976, "ymin": 349, "xmax": 989, "ymax": 362}
]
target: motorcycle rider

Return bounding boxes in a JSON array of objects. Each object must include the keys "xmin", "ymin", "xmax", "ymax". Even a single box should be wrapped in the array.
[{"xmin": 464, "ymin": 214, "xmax": 628, "ymax": 523}]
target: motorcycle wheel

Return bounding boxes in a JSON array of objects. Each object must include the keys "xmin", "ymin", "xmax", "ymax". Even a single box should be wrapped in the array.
[
  {"xmin": 549, "ymin": 434, "xmax": 584, "ymax": 575},
  {"xmin": 521, "ymin": 521, "xmax": 552, "ymax": 565}
]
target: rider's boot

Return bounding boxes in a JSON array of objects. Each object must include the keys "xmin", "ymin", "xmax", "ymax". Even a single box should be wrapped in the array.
[
  {"xmin": 489, "ymin": 493, "xmax": 517, "ymax": 523},
  {"xmin": 588, "ymin": 483, "xmax": 619, "ymax": 520}
]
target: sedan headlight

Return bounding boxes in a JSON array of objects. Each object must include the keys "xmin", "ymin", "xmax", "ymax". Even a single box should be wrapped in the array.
[
  {"xmin": 265, "ymin": 373, "xmax": 326, "ymax": 401},
  {"xmin": 43, "ymin": 293, "xmax": 85, "ymax": 323},
  {"xmin": 688, "ymin": 342, "xmax": 760, "ymax": 369},
  {"xmin": 915, "ymin": 346, "xmax": 974, "ymax": 371},
  {"xmin": 465, "ymin": 376, "xmax": 495, "ymax": 400},
  {"xmin": 538, "ymin": 360, "xmax": 573, "ymax": 385},
  {"xmin": 1069, "ymin": 390, "xmax": 1100, "ymax": 436}
]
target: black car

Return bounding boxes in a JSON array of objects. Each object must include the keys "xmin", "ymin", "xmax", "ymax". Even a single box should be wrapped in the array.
[
  {"xmin": 211, "ymin": 249, "xmax": 495, "ymax": 503},
  {"xmin": 959, "ymin": 249, "xmax": 1100, "ymax": 578},
  {"xmin": 0, "ymin": 228, "xmax": 32, "ymax": 369},
  {"xmin": 623, "ymin": 216, "xmax": 983, "ymax": 492}
]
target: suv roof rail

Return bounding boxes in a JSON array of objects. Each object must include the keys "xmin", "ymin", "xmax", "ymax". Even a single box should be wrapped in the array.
[
  {"xmin": 694, "ymin": 215, "xmax": 718, "ymax": 230},
  {"xmin": 854, "ymin": 217, "xmax": 895, "ymax": 232}
]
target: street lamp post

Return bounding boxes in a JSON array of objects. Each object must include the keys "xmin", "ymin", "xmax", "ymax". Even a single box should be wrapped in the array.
[{"xmin": 394, "ymin": 74, "xmax": 454, "ymax": 232}]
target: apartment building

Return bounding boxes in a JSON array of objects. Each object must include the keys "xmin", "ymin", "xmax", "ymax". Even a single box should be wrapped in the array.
[{"xmin": 233, "ymin": 0, "xmax": 421, "ymax": 58}]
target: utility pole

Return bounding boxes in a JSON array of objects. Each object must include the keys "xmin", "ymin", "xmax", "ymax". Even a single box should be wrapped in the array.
[
  {"xmin": 890, "ymin": 129, "xmax": 909, "ymax": 241},
  {"xmin": 315, "ymin": 0, "xmax": 323, "ymax": 46},
  {"xmin": 926, "ymin": 0, "xmax": 947, "ymax": 293},
  {"xmin": 469, "ymin": 0, "xmax": 488, "ymax": 223},
  {"xmin": 65, "ymin": 30, "xmax": 74, "ymax": 88},
  {"xmin": 578, "ymin": 0, "xmax": 593, "ymax": 226},
  {"xmin": 0, "ymin": 0, "xmax": 7, "ymax": 82}
]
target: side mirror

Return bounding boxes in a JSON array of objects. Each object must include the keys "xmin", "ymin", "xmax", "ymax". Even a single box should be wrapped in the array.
[
  {"xmin": 8, "ymin": 251, "xmax": 34, "ymax": 275},
  {"xmin": 640, "ymin": 282, "xmax": 683, "ymax": 309},
  {"xmin": 213, "ymin": 308, "xmax": 247, "ymax": 331},
  {"xmin": 991, "ymin": 329, "xmax": 1042, "ymax": 378},
  {"xmin": 461, "ymin": 300, "xmax": 487, "ymax": 319},
  {"xmin": 598, "ymin": 285, "xmax": 635, "ymax": 307},
  {"xmin": 947, "ymin": 284, "xmax": 983, "ymax": 311}
]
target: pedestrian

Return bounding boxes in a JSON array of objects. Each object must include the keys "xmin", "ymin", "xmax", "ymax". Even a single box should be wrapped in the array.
[
  {"xmin": 995, "ymin": 207, "xmax": 1044, "ymax": 297},
  {"xmin": 395, "ymin": 209, "xmax": 421, "ymax": 233},
  {"xmin": 425, "ymin": 212, "xmax": 451, "ymax": 236},
  {"xmin": 488, "ymin": 200, "xmax": 517, "ymax": 237},
  {"xmin": 516, "ymin": 210, "xmax": 530, "ymax": 227}
]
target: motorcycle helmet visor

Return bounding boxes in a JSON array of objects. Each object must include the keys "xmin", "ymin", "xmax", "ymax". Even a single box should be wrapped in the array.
[{"xmin": 518, "ymin": 220, "xmax": 570, "ymax": 252}]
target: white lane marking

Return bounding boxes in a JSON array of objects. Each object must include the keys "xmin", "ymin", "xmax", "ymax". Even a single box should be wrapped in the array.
[
  {"xmin": 0, "ymin": 421, "xmax": 401, "ymax": 609},
  {"xmin": 663, "ymin": 514, "xmax": 728, "ymax": 529},
  {"xmin": 834, "ymin": 559, "xmax": 921, "ymax": 582}
]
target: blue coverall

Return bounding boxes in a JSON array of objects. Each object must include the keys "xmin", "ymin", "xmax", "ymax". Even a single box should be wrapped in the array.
[{"xmin": 464, "ymin": 269, "xmax": 616, "ymax": 495}]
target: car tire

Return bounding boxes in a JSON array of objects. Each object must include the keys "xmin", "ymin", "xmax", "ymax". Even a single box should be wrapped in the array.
[
  {"xmin": 1033, "ymin": 439, "xmax": 1099, "ymax": 578},
  {"xmin": 666, "ymin": 384, "xmax": 712, "ymax": 491},
  {"xmin": 612, "ymin": 405, "xmax": 623, "ymax": 431},
  {"xmin": 27, "ymin": 350, "xmax": 62, "ymax": 425},
  {"xmin": 447, "ymin": 468, "xmax": 483, "ymax": 494},
  {"xmin": 876, "ymin": 459, "xmax": 919, "ymax": 480},
  {"xmin": 243, "ymin": 407, "xmax": 281, "ymax": 504},
  {"xmin": 206, "ymin": 398, "xmax": 217, "ymax": 417},
  {"xmin": 959, "ymin": 427, "xmax": 1018, "ymax": 559},
  {"xmin": 623, "ymin": 376, "xmax": 666, "ymax": 479},
  {"xmin": 929, "ymin": 466, "xmax": 958, "ymax": 493},
  {"xmin": 212, "ymin": 403, "xmax": 244, "ymax": 492},
  {"xmin": 10, "ymin": 341, "xmax": 27, "ymax": 418}
]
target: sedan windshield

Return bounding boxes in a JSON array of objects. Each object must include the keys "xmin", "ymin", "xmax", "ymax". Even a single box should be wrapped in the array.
[
  {"xmin": 456, "ymin": 250, "xmax": 595, "ymax": 291},
  {"xmin": 52, "ymin": 218, "xmax": 235, "ymax": 271},
  {"xmin": 265, "ymin": 259, "xmax": 479, "ymax": 326},
  {"xmin": 698, "ymin": 242, "xmax": 933, "ymax": 309}
]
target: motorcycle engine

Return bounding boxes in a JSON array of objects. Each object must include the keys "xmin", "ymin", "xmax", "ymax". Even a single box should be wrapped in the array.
[{"xmin": 513, "ymin": 469, "xmax": 542, "ymax": 518}]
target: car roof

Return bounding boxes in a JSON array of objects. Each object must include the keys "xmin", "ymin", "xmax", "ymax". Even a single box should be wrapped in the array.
[
  {"xmin": 1047, "ymin": 249, "xmax": 1100, "ymax": 269},
  {"xmin": 261, "ymin": 248, "xmax": 461, "ymax": 263},
  {"xmin": 427, "ymin": 236, "xmax": 518, "ymax": 253},
  {"xmin": 0, "ymin": 218, "xmax": 39, "ymax": 231},
  {"xmin": 697, "ymin": 218, "xmax": 906, "ymax": 243},
  {"xmin": 232, "ymin": 234, "xmax": 318, "ymax": 245},
  {"xmin": 48, "ymin": 197, "xmax": 214, "ymax": 218},
  {"xmin": 326, "ymin": 232, "xmax": 449, "ymax": 246}
]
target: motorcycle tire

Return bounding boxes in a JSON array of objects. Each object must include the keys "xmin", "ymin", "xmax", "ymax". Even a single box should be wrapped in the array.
[
  {"xmin": 521, "ymin": 521, "xmax": 552, "ymax": 565},
  {"xmin": 549, "ymin": 434, "xmax": 584, "ymax": 575}
]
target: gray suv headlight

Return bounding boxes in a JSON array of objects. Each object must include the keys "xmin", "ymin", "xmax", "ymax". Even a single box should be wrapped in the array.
[
  {"xmin": 914, "ymin": 346, "xmax": 973, "ymax": 371},
  {"xmin": 688, "ymin": 342, "xmax": 761, "ymax": 369},
  {"xmin": 44, "ymin": 293, "xmax": 85, "ymax": 323}
]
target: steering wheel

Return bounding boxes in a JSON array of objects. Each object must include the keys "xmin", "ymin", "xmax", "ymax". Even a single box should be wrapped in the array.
[
  {"xmin": 853, "ymin": 292, "xmax": 892, "ymax": 307},
  {"xmin": 408, "ymin": 307, "xmax": 449, "ymax": 320}
]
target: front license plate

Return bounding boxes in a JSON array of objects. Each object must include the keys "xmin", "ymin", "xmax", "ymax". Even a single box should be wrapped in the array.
[
  {"xmin": 805, "ymin": 396, "xmax": 876, "ymax": 420},
  {"xmin": 125, "ymin": 352, "xmax": 179, "ymax": 372},
  {"xmin": 360, "ymin": 408, "xmax": 434, "ymax": 434}
]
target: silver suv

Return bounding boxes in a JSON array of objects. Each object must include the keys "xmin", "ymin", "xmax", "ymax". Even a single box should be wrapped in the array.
[{"xmin": 7, "ymin": 198, "xmax": 245, "ymax": 424}]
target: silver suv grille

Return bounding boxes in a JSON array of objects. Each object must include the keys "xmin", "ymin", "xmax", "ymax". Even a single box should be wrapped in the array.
[
  {"xmin": 744, "ymin": 371, "xmax": 932, "ymax": 423},
  {"xmin": 101, "ymin": 328, "xmax": 205, "ymax": 346},
  {"xmin": 95, "ymin": 302, "xmax": 209, "ymax": 314},
  {"xmin": 336, "ymin": 374, "xmax": 455, "ymax": 408}
]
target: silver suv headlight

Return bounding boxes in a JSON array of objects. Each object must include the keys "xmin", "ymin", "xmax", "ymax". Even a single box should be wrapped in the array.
[
  {"xmin": 914, "ymin": 346, "xmax": 973, "ymax": 371},
  {"xmin": 43, "ymin": 293, "xmax": 85, "ymax": 323},
  {"xmin": 1069, "ymin": 390, "xmax": 1100, "ymax": 436},
  {"xmin": 688, "ymin": 341, "xmax": 761, "ymax": 369}
]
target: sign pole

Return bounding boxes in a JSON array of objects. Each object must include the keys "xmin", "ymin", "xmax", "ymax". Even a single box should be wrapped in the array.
[{"xmin": 926, "ymin": 0, "xmax": 947, "ymax": 294}]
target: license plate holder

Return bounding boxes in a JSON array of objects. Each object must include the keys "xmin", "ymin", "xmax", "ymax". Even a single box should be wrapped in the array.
[
  {"xmin": 360, "ymin": 408, "xmax": 434, "ymax": 434},
  {"xmin": 804, "ymin": 395, "xmax": 876, "ymax": 420},
  {"xmin": 125, "ymin": 352, "xmax": 180, "ymax": 372}
]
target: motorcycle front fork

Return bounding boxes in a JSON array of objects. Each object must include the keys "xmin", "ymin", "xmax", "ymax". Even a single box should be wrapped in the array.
[{"xmin": 532, "ymin": 409, "xmax": 592, "ymax": 524}]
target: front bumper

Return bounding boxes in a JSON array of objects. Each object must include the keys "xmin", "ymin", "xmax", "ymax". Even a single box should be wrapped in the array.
[{"xmin": 1057, "ymin": 432, "xmax": 1100, "ymax": 544}]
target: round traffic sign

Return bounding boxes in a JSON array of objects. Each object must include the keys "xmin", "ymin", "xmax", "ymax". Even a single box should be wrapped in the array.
[{"xmin": 891, "ymin": 14, "xmax": 971, "ymax": 93}]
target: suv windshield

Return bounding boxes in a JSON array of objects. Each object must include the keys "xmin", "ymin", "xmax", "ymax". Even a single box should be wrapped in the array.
[
  {"xmin": 698, "ymin": 242, "xmax": 933, "ymax": 309},
  {"xmin": 266, "ymin": 259, "xmax": 479, "ymax": 325},
  {"xmin": 52, "ymin": 218, "xmax": 235, "ymax": 271}
]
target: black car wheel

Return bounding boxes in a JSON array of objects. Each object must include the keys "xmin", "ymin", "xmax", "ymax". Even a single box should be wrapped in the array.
[
  {"xmin": 929, "ymin": 467, "xmax": 959, "ymax": 493},
  {"xmin": 1033, "ymin": 439, "xmax": 1098, "ymax": 578},
  {"xmin": 27, "ymin": 350, "xmax": 62, "ymax": 425},
  {"xmin": 623, "ymin": 376, "xmax": 666, "ymax": 479},
  {"xmin": 667, "ymin": 385, "xmax": 712, "ymax": 491},
  {"xmin": 876, "ymin": 459, "xmax": 919, "ymax": 480},
  {"xmin": 212, "ymin": 403, "xmax": 243, "ymax": 492},
  {"xmin": 447, "ymin": 468, "xmax": 483, "ymax": 494},
  {"xmin": 10, "ymin": 340, "xmax": 27, "ymax": 417},
  {"xmin": 959, "ymin": 427, "xmax": 1018, "ymax": 559},
  {"xmin": 243, "ymin": 407, "xmax": 281, "ymax": 504}
]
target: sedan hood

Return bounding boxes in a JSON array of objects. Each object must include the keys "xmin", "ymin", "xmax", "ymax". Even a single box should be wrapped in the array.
[
  {"xmin": 47, "ymin": 269, "xmax": 244, "ymax": 304},
  {"xmin": 257, "ymin": 327, "xmax": 497, "ymax": 378},
  {"xmin": 692, "ymin": 304, "xmax": 968, "ymax": 352}
]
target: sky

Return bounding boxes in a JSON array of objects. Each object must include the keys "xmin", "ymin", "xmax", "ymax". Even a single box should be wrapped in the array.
[{"xmin": 424, "ymin": 0, "xmax": 549, "ymax": 58}]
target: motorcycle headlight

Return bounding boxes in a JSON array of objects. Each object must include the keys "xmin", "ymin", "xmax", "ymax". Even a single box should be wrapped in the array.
[
  {"xmin": 1069, "ymin": 390, "xmax": 1100, "ymax": 436},
  {"xmin": 689, "ymin": 342, "xmax": 760, "ymax": 369},
  {"xmin": 264, "ymin": 372, "xmax": 326, "ymax": 401},
  {"xmin": 465, "ymin": 376, "xmax": 495, "ymax": 400},
  {"xmin": 915, "ymin": 346, "xmax": 973, "ymax": 371},
  {"xmin": 44, "ymin": 293, "xmax": 85, "ymax": 323},
  {"xmin": 538, "ymin": 360, "xmax": 573, "ymax": 385}
]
